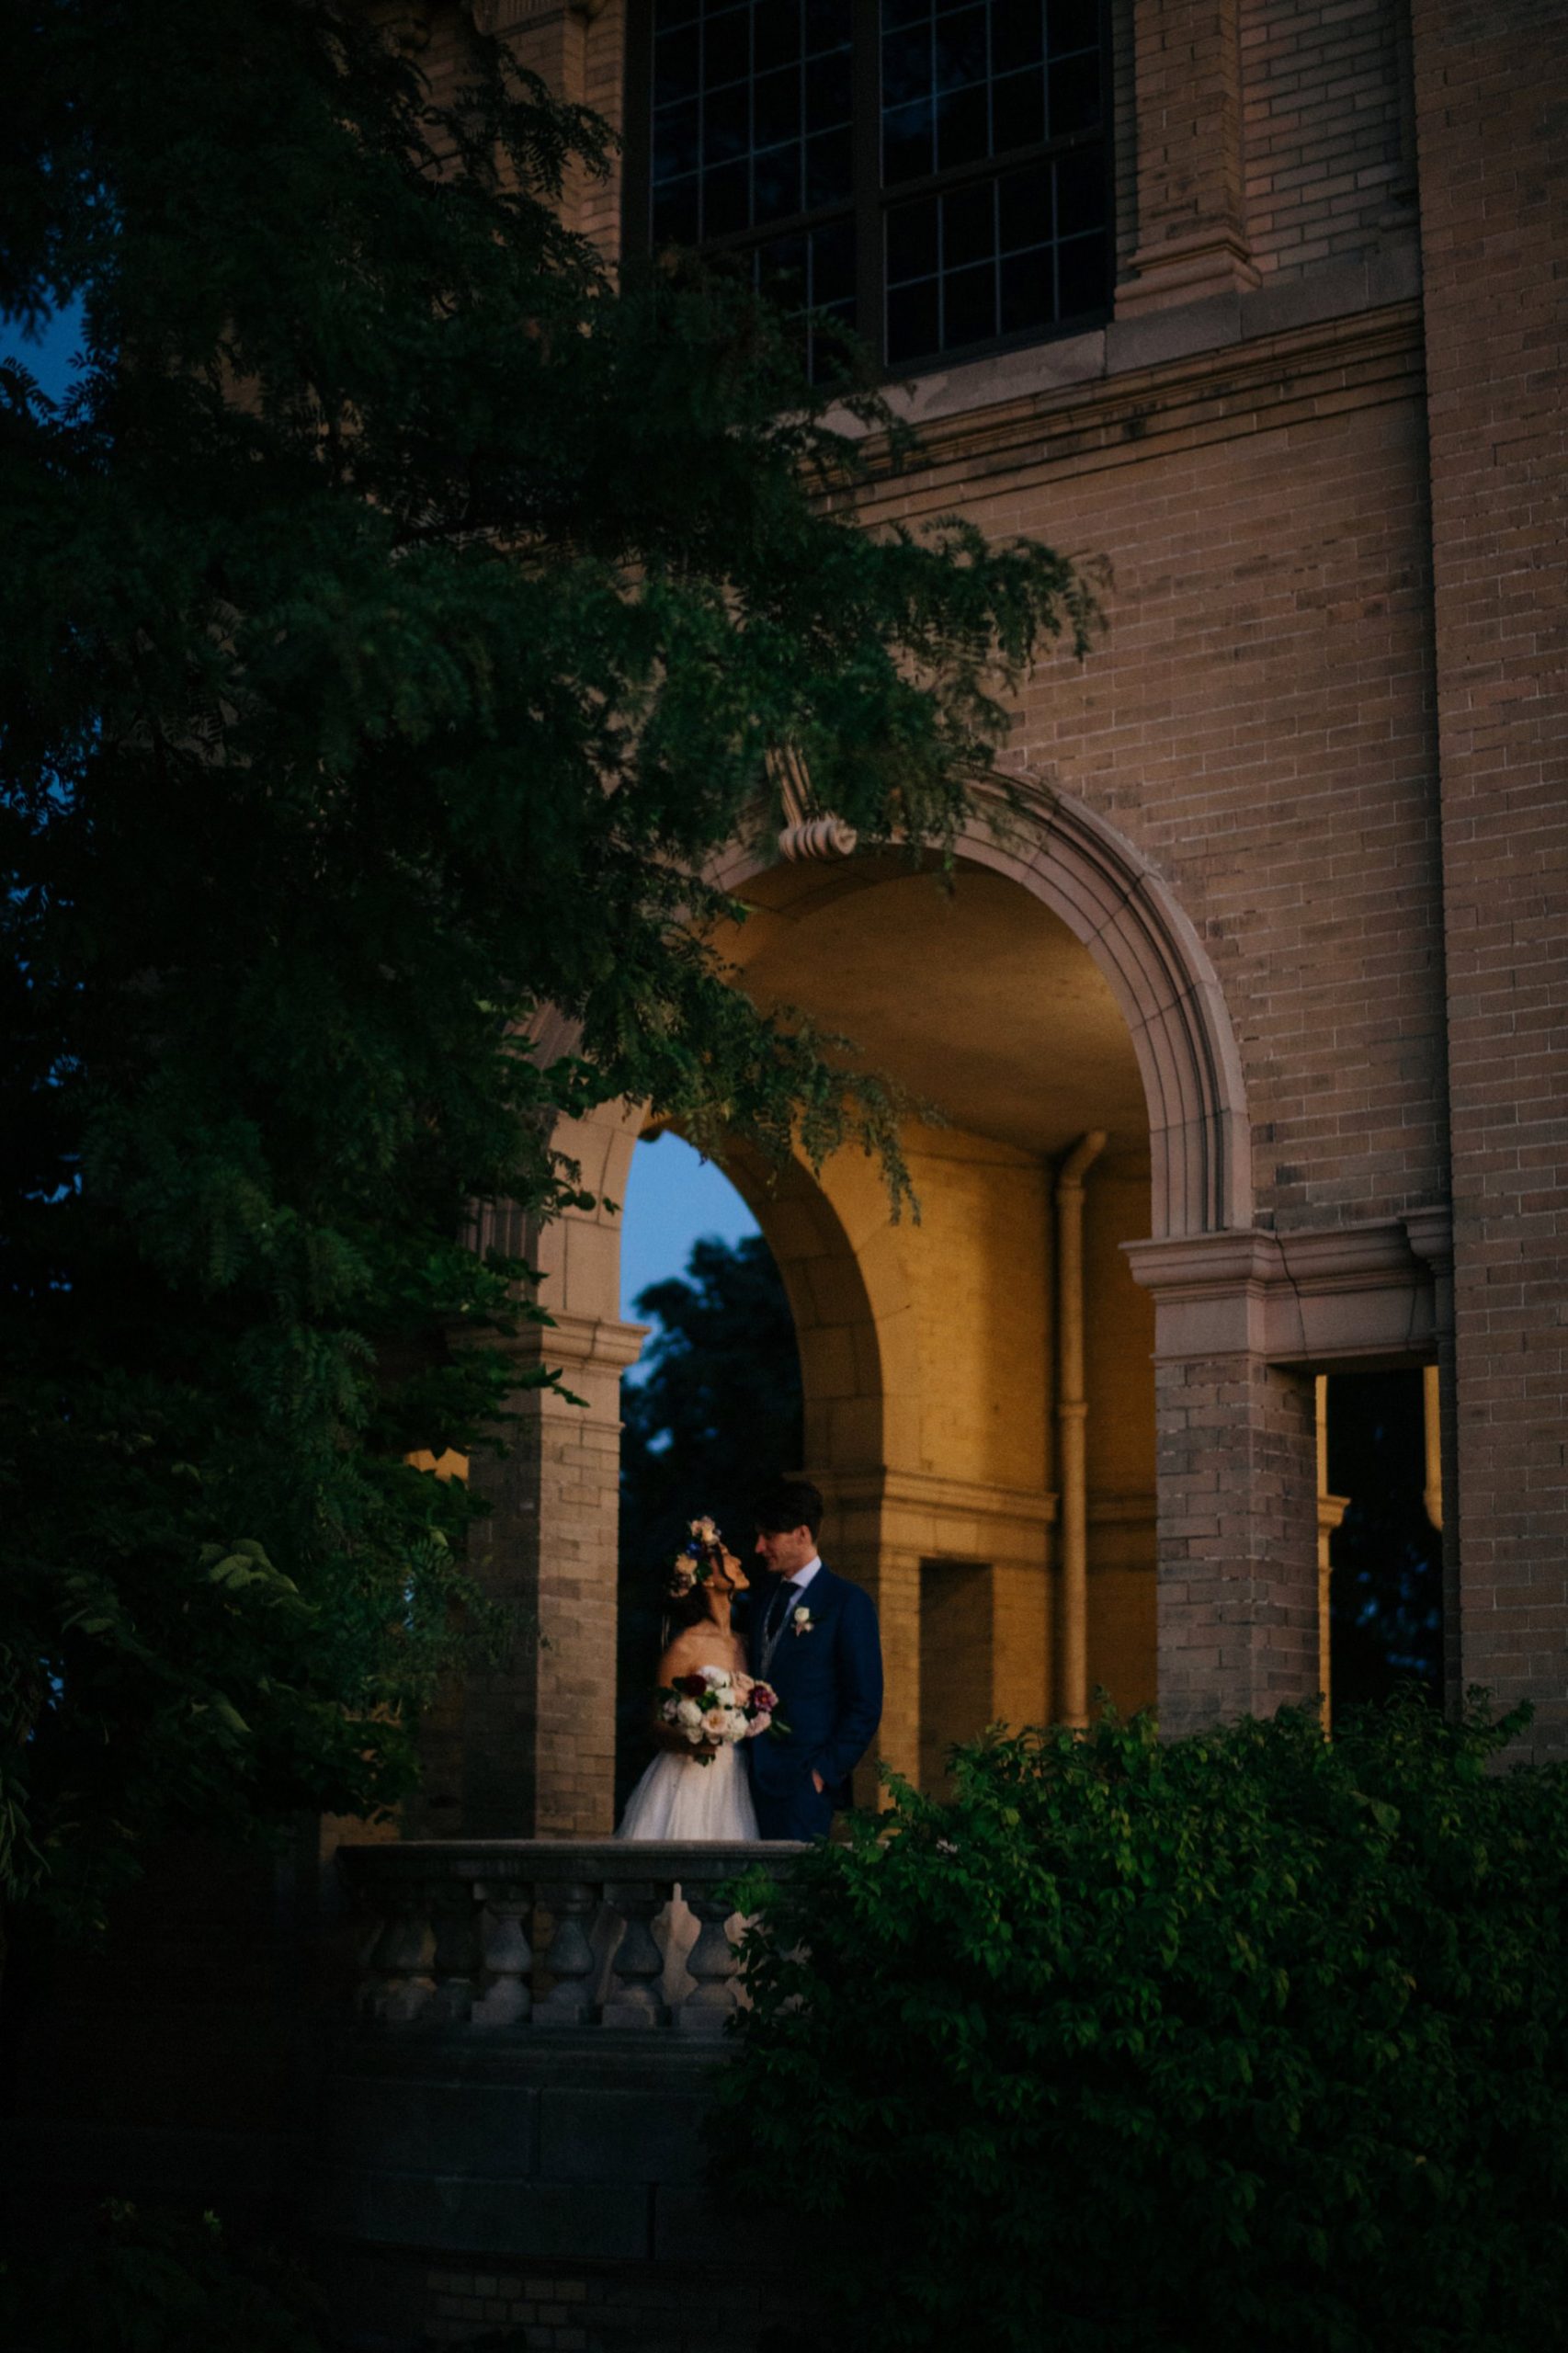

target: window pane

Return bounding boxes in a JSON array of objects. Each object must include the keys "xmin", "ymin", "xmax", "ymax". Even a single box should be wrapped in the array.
[
  {"xmin": 704, "ymin": 157, "xmax": 749, "ymax": 236},
  {"xmin": 803, "ymin": 0, "xmax": 846, "ymax": 52},
  {"xmin": 888, "ymin": 278, "xmax": 940, "ymax": 363},
  {"xmin": 754, "ymin": 6, "xmax": 801, "ymax": 73},
  {"xmin": 654, "ymin": 0, "xmax": 700, "ymax": 25},
  {"xmin": 993, "ymin": 4, "xmax": 1044, "ymax": 74},
  {"xmin": 1000, "ymin": 246, "xmax": 1051, "ymax": 333},
  {"xmin": 652, "ymin": 178, "xmax": 700, "ymax": 246},
  {"xmin": 806, "ymin": 47, "xmax": 854, "ymax": 131},
  {"xmin": 703, "ymin": 6, "xmax": 751, "ymax": 87},
  {"xmin": 806, "ymin": 126, "xmax": 855, "ymax": 207},
  {"xmin": 881, "ymin": 24, "xmax": 931, "ymax": 110},
  {"xmin": 1054, "ymin": 145, "xmax": 1105, "ymax": 237},
  {"xmin": 886, "ymin": 193, "xmax": 939, "ymax": 284},
  {"xmin": 653, "ymin": 97, "xmax": 700, "ymax": 184},
  {"xmin": 999, "ymin": 161, "xmax": 1051, "ymax": 251},
  {"xmin": 813, "ymin": 215, "xmax": 858, "ymax": 304},
  {"xmin": 1048, "ymin": 49, "xmax": 1102, "ymax": 136},
  {"xmin": 704, "ymin": 79, "xmax": 749, "ymax": 163},
  {"xmin": 1047, "ymin": 0, "xmax": 1100, "ymax": 54},
  {"xmin": 936, "ymin": 81, "xmax": 988, "ymax": 169},
  {"xmin": 883, "ymin": 97, "xmax": 936, "ymax": 184},
  {"xmin": 1056, "ymin": 231, "xmax": 1105, "ymax": 318},
  {"xmin": 757, "ymin": 231, "xmax": 810, "ymax": 305},
  {"xmin": 653, "ymin": 26, "xmax": 700, "ymax": 107},
  {"xmin": 758, "ymin": 217, "xmax": 861, "ymax": 385},
  {"xmin": 943, "ymin": 260, "xmax": 996, "ymax": 347},
  {"xmin": 754, "ymin": 66, "xmax": 800, "ymax": 148},
  {"xmin": 933, "ymin": 6, "xmax": 987, "ymax": 92},
  {"xmin": 992, "ymin": 65, "xmax": 1045, "ymax": 155},
  {"xmin": 754, "ymin": 142, "xmax": 802, "ymax": 222},
  {"xmin": 942, "ymin": 178, "xmax": 994, "ymax": 269}
]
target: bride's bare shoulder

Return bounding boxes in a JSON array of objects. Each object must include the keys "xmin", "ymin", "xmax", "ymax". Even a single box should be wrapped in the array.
[
  {"xmin": 655, "ymin": 1628, "xmax": 710, "ymax": 1681},
  {"xmin": 656, "ymin": 1626, "xmax": 745, "ymax": 1682}
]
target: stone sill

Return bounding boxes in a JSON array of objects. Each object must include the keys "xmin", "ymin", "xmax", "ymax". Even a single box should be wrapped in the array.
[{"xmin": 853, "ymin": 239, "xmax": 1423, "ymax": 440}]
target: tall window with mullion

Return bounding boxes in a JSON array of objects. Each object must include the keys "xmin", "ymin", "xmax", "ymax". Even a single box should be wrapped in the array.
[
  {"xmin": 648, "ymin": 0, "xmax": 858, "ymax": 379},
  {"xmin": 881, "ymin": 0, "xmax": 1109, "ymax": 367},
  {"xmin": 636, "ymin": 0, "xmax": 1111, "ymax": 377}
]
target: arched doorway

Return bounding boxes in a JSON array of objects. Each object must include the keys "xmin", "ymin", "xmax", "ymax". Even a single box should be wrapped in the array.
[
  {"xmin": 459, "ymin": 784, "xmax": 1303, "ymax": 1835},
  {"xmin": 707, "ymin": 847, "xmax": 1157, "ymax": 1793}
]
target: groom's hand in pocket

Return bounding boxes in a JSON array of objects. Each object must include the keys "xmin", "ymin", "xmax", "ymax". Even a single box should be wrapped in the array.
[{"xmin": 811, "ymin": 1768, "xmax": 824, "ymax": 1793}]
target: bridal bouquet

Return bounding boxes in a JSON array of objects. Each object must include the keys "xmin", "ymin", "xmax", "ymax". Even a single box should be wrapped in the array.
[{"xmin": 658, "ymin": 1667, "xmax": 782, "ymax": 1764}]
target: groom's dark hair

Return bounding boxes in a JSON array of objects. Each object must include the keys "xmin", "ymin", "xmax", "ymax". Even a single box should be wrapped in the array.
[{"xmin": 754, "ymin": 1476, "xmax": 824, "ymax": 1540}]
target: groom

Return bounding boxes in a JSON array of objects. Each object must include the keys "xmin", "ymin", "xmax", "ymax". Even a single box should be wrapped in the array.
[{"xmin": 744, "ymin": 1476, "xmax": 883, "ymax": 1841}]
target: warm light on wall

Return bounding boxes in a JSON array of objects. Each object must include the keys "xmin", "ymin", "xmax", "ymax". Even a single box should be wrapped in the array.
[{"xmin": 405, "ymin": 1449, "xmax": 470, "ymax": 1483}]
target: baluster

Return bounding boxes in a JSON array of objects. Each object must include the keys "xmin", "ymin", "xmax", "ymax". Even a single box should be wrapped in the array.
[
  {"xmin": 672, "ymin": 1886, "xmax": 742, "ymax": 2037},
  {"xmin": 471, "ymin": 1881, "xmax": 533, "ymax": 2027},
  {"xmin": 368, "ymin": 1887, "xmax": 437, "ymax": 2023},
  {"xmin": 426, "ymin": 1878, "xmax": 481, "ymax": 2022},
  {"xmin": 533, "ymin": 1881, "xmax": 597, "ymax": 2029},
  {"xmin": 601, "ymin": 1880, "xmax": 670, "ymax": 2029}
]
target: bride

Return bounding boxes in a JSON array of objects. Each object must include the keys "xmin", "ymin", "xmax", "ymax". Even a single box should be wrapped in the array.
[{"xmin": 616, "ymin": 1519, "xmax": 760, "ymax": 1843}]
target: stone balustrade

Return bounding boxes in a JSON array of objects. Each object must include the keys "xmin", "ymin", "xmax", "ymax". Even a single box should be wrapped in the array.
[{"xmin": 336, "ymin": 1838, "xmax": 802, "ymax": 2040}]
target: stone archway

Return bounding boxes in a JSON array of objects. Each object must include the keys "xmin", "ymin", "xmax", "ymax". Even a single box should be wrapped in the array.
[
  {"xmin": 452, "ymin": 784, "xmax": 1328, "ymax": 1832},
  {"xmin": 712, "ymin": 769, "xmax": 1253, "ymax": 1240}
]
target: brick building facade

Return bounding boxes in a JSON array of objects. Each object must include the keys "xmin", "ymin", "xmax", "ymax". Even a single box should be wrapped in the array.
[
  {"xmin": 441, "ymin": 0, "xmax": 1568, "ymax": 1823},
  {"xmin": 7, "ymin": 8, "xmax": 1563, "ymax": 2347}
]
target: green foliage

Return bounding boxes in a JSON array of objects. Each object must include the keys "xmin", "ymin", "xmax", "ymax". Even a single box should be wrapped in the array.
[
  {"xmin": 719, "ymin": 1695, "xmax": 1568, "ymax": 2353},
  {"xmin": 617, "ymin": 1226, "xmax": 802, "ymax": 1807},
  {"xmin": 0, "ymin": 2201, "xmax": 324, "ymax": 2353},
  {"xmin": 0, "ymin": 0, "xmax": 1095, "ymax": 1934}
]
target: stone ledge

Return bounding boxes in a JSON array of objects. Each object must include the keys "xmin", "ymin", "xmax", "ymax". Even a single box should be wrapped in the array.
[
  {"xmin": 828, "ymin": 240, "xmax": 1425, "ymax": 460},
  {"xmin": 1124, "ymin": 1210, "xmax": 1451, "ymax": 1367}
]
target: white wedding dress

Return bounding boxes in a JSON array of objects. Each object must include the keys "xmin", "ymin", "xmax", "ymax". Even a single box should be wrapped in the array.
[
  {"xmin": 615, "ymin": 1711, "xmax": 760, "ymax": 1842},
  {"xmin": 601, "ymin": 1669, "xmax": 759, "ymax": 2006}
]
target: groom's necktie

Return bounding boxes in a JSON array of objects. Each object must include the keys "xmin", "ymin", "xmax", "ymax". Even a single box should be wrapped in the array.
[{"xmin": 760, "ymin": 1579, "xmax": 801, "ymax": 1678}]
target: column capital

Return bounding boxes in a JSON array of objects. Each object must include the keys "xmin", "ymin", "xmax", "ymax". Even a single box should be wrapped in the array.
[
  {"xmin": 502, "ymin": 1308, "xmax": 648, "ymax": 1377},
  {"xmin": 1125, "ymin": 1213, "xmax": 1452, "ymax": 1366}
]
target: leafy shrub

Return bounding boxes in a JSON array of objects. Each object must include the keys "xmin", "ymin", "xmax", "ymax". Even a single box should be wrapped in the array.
[
  {"xmin": 0, "ymin": 2201, "xmax": 324, "ymax": 2353},
  {"xmin": 718, "ymin": 1697, "xmax": 1568, "ymax": 2353}
]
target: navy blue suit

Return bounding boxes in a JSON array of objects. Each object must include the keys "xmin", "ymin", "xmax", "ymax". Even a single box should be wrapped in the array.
[{"xmin": 744, "ymin": 1566, "xmax": 883, "ymax": 1840}]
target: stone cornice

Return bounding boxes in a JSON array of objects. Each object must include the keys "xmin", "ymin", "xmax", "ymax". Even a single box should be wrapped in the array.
[
  {"xmin": 824, "ymin": 1467, "xmax": 1059, "ymax": 1567},
  {"xmin": 841, "ymin": 294, "xmax": 1424, "ymax": 496},
  {"xmin": 497, "ymin": 1307, "xmax": 647, "ymax": 1374},
  {"xmin": 1124, "ymin": 1210, "xmax": 1451, "ymax": 1366}
]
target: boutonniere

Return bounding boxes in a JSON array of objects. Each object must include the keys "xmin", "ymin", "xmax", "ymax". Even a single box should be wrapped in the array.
[{"xmin": 791, "ymin": 1606, "xmax": 814, "ymax": 1636}]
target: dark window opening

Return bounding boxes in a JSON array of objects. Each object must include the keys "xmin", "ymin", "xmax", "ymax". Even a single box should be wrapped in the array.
[
  {"xmin": 1325, "ymin": 1369, "xmax": 1444, "ymax": 1724},
  {"xmin": 629, "ymin": 0, "xmax": 1114, "ymax": 379}
]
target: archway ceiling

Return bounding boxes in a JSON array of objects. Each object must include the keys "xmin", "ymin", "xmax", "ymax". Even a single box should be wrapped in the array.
[{"xmin": 721, "ymin": 858, "xmax": 1149, "ymax": 1178}]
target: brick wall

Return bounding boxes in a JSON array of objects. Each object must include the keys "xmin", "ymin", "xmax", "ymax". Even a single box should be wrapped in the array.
[
  {"xmin": 1154, "ymin": 1351, "xmax": 1321, "ymax": 1729},
  {"xmin": 1414, "ymin": 0, "xmax": 1568, "ymax": 1752},
  {"xmin": 1242, "ymin": 0, "xmax": 1413, "ymax": 278},
  {"xmin": 855, "ymin": 318, "xmax": 1447, "ymax": 1241}
]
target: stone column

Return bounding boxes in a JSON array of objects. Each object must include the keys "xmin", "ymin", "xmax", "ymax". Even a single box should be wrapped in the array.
[
  {"xmin": 463, "ymin": 1312, "xmax": 644, "ymax": 1837},
  {"xmin": 456, "ymin": 1097, "xmax": 646, "ymax": 1837},
  {"xmin": 1127, "ymin": 1235, "xmax": 1322, "ymax": 1733},
  {"xmin": 1117, "ymin": 0, "xmax": 1259, "ymax": 315}
]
